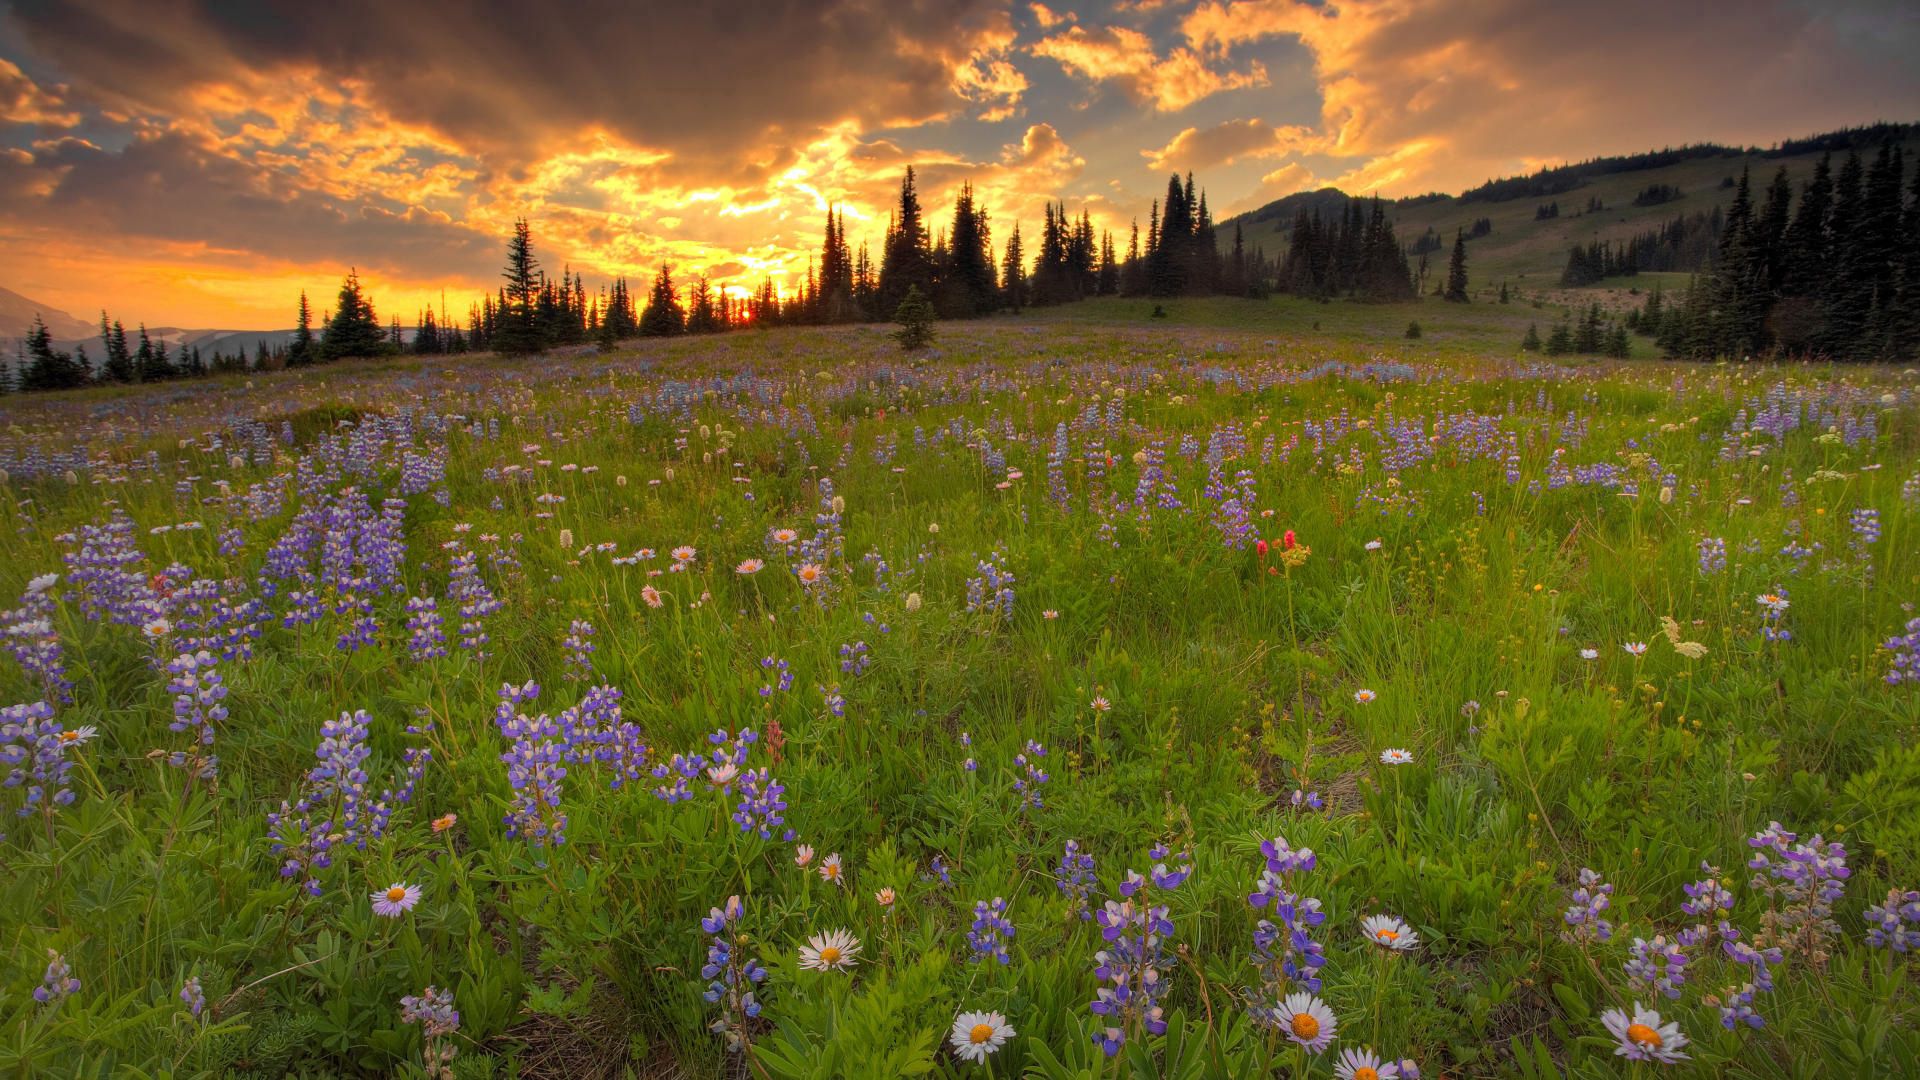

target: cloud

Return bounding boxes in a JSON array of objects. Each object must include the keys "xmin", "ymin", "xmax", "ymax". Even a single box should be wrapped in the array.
[
  {"xmin": 1029, "ymin": 2, "xmax": 1071, "ymax": 29},
  {"xmin": 1141, "ymin": 118, "xmax": 1312, "ymax": 172},
  {"xmin": 5, "ymin": 0, "xmax": 1021, "ymax": 164},
  {"xmin": 1180, "ymin": 0, "xmax": 1920, "ymax": 197},
  {"xmin": 0, "ymin": 58, "xmax": 78, "ymax": 127},
  {"xmin": 1031, "ymin": 24, "xmax": 1267, "ymax": 111}
]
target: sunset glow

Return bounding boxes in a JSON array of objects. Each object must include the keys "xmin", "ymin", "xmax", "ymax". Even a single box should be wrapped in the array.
[{"xmin": 2, "ymin": 0, "xmax": 1915, "ymax": 328}]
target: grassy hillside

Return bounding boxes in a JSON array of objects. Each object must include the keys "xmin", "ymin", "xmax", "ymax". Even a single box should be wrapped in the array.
[{"xmin": 1224, "ymin": 130, "xmax": 1918, "ymax": 309}]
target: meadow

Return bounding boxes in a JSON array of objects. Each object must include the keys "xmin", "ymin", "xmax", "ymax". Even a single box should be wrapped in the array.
[{"xmin": 1, "ymin": 302, "xmax": 1917, "ymax": 1078}]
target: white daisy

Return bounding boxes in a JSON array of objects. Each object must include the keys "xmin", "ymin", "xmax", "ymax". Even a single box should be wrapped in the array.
[
  {"xmin": 949, "ymin": 1009, "xmax": 1015, "ymax": 1063},
  {"xmin": 1334, "ymin": 1047, "xmax": 1400, "ymax": 1080},
  {"xmin": 1361, "ymin": 914, "xmax": 1419, "ymax": 951},
  {"xmin": 1278, "ymin": 990, "xmax": 1337, "ymax": 1053},
  {"xmin": 1353, "ymin": 689, "xmax": 1377, "ymax": 704},
  {"xmin": 56, "ymin": 725, "xmax": 99, "ymax": 746},
  {"xmin": 798, "ymin": 928, "xmax": 861, "ymax": 972},
  {"xmin": 818, "ymin": 852, "xmax": 845, "ymax": 885},
  {"xmin": 1602, "ymin": 1001, "xmax": 1689, "ymax": 1064},
  {"xmin": 794, "ymin": 843, "xmax": 815, "ymax": 868},
  {"xmin": 1379, "ymin": 748, "xmax": 1413, "ymax": 765}
]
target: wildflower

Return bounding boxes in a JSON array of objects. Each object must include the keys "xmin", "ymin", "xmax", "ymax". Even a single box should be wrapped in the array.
[
  {"xmin": 819, "ymin": 852, "xmax": 844, "ymax": 885},
  {"xmin": 58, "ymin": 725, "xmax": 98, "ymax": 745},
  {"xmin": 1623, "ymin": 642, "xmax": 1648, "ymax": 656},
  {"xmin": 1361, "ymin": 914, "xmax": 1418, "ymax": 951},
  {"xmin": 432, "ymin": 813, "xmax": 458, "ymax": 832},
  {"xmin": 798, "ymin": 928, "xmax": 861, "ymax": 971},
  {"xmin": 641, "ymin": 585, "xmax": 663, "ymax": 608},
  {"xmin": 1278, "ymin": 991, "xmax": 1337, "ymax": 1053},
  {"xmin": 968, "ymin": 897, "xmax": 1016, "ymax": 964},
  {"xmin": 794, "ymin": 843, "xmax": 815, "ymax": 867},
  {"xmin": 1864, "ymin": 889, "xmax": 1920, "ymax": 951},
  {"xmin": 1602, "ymin": 1002, "xmax": 1690, "ymax": 1064},
  {"xmin": 1379, "ymin": 748, "xmax": 1412, "ymax": 765},
  {"xmin": 1334, "ymin": 1047, "xmax": 1400, "ymax": 1080},
  {"xmin": 180, "ymin": 975, "xmax": 205, "ymax": 1018},
  {"xmin": 1365, "ymin": 539, "xmax": 1383, "ymax": 551},
  {"xmin": 1561, "ymin": 868, "xmax": 1614, "ymax": 943},
  {"xmin": 400, "ymin": 986, "xmax": 461, "ymax": 1077},
  {"xmin": 905, "ymin": 591, "xmax": 923, "ymax": 612},
  {"xmin": 1043, "ymin": 609, "xmax": 1059, "ymax": 620},
  {"xmin": 33, "ymin": 950, "xmax": 80, "ymax": 1005},
  {"xmin": 1091, "ymin": 696, "xmax": 1111, "ymax": 712},
  {"xmin": 1580, "ymin": 648, "xmax": 1599, "ymax": 660},
  {"xmin": 875, "ymin": 887, "xmax": 896, "ymax": 907},
  {"xmin": 797, "ymin": 563, "xmax": 825, "ymax": 586},
  {"xmin": 1353, "ymin": 689, "xmax": 1377, "ymax": 704},
  {"xmin": 736, "ymin": 558, "xmax": 764, "ymax": 575},
  {"xmin": 372, "ymin": 882, "xmax": 423, "ymax": 917},
  {"xmin": 671, "ymin": 545, "xmax": 697, "ymax": 563},
  {"xmin": 950, "ymin": 1010, "xmax": 1015, "ymax": 1063}
]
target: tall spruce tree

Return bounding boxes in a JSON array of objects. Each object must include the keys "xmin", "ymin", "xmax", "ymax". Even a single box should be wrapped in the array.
[
  {"xmin": 638, "ymin": 263, "xmax": 685, "ymax": 336},
  {"xmin": 1443, "ymin": 229, "xmax": 1470, "ymax": 302},
  {"xmin": 494, "ymin": 218, "xmax": 544, "ymax": 354},
  {"xmin": 287, "ymin": 290, "xmax": 316, "ymax": 367},
  {"xmin": 943, "ymin": 182, "xmax": 996, "ymax": 317},
  {"xmin": 1000, "ymin": 223, "xmax": 1028, "ymax": 311},
  {"xmin": 319, "ymin": 269, "xmax": 386, "ymax": 360},
  {"xmin": 878, "ymin": 167, "xmax": 936, "ymax": 315}
]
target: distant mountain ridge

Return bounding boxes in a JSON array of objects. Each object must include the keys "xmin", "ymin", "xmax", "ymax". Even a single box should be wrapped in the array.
[
  {"xmin": 0, "ymin": 287, "xmax": 94, "ymax": 341},
  {"xmin": 0, "ymin": 287, "xmax": 303, "ymax": 360}
]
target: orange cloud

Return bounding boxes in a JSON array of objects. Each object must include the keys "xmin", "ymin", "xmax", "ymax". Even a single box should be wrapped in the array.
[
  {"xmin": 1142, "ymin": 118, "xmax": 1313, "ymax": 172},
  {"xmin": 0, "ymin": 59, "xmax": 78, "ymax": 127},
  {"xmin": 1181, "ymin": 0, "xmax": 1920, "ymax": 198},
  {"xmin": 1031, "ymin": 25, "xmax": 1267, "ymax": 112}
]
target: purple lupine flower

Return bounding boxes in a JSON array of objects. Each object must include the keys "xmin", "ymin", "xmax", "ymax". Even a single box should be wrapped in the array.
[
  {"xmin": 1863, "ymin": 889, "xmax": 1920, "ymax": 952},
  {"xmin": 968, "ymin": 897, "xmax": 1016, "ymax": 965},
  {"xmin": 732, "ymin": 768, "xmax": 789, "ymax": 839},
  {"xmin": 180, "ymin": 975, "xmax": 205, "ymax": 1018},
  {"xmin": 1883, "ymin": 616, "xmax": 1920, "ymax": 686},
  {"xmin": 33, "ymin": 950, "xmax": 80, "ymax": 1005},
  {"xmin": 404, "ymin": 596, "xmax": 447, "ymax": 661},
  {"xmin": 1011, "ymin": 740, "xmax": 1048, "ymax": 811},
  {"xmin": 1, "ymin": 700, "xmax": 77, "ymax": 824},
  {"xmin": 1089, "ymin": 849, "xmax": 1186, "ymax": 1056},
  {"xmin": 1696, "ymin": 536, "xmax": 1726, "ymax": 576},
  {"xmin": 700, "ymin": 895, "xmax": 767, "ymax": 1052},
  {"xmin": 400, "ymin": 985, "xmax": 461, "ymax": 1077},
  {"xmin": 165, "ymin": 650, "xmax": 227, "ymax": 783},
  {"xmin": 562, "ymin": 619, "xmax": 596, "ymax": 680},
  {"xmin": 1624, "ymin": 935, "xmax": 1691, "ymax": 1000},
  {"xmin": 1561, "ymin": 867, "xmax": 1614, "ymax": 943},
  {"xmin": 2, "ymin": 577, "xmax": 72, "ymax": 702},
  {"xmin": 1248, "ymin": 832, "xmax": 1328, "ymax": 1020},
  {"xmin": 1056, "ymin": 839, "xmax": 1098, "ymax": 920}
]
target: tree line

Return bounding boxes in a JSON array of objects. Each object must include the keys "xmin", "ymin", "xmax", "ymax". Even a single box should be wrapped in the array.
[
  {"xmin": 1638, "ymin": 143, "xmax": 1919, "ymax": 360},
  {"xmin": 5, "ymin": 168, "xmax": 1279, "ymax": 388}
]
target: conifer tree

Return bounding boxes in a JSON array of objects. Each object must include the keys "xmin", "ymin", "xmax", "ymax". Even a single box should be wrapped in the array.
[
  {"xmin": 288, "ymin": 290, "xmax": 316, "ymax": 367},
  {"xmin": 686, "ymin": 277, "xmax": 720, "ymax": 334},
  {"xmin": 639, "ymin": 263, "xmax": 685, "ymax": 336},
  {"xmin": 494, "ymin": 218, "xmax": 544, "ymax": 354},
  {"xmin": 1443, "ymin": 229, "xmax": 1470, "ymax": 302},
  {"xmin": 892, "ymin": 284, "xmax": 935, "ymax": 351},
  {"xmin": 1000, "ymin": 223, "xmax": 1028, "ymax": 312},
  {"xmin": 318, "ymin": 269, "xmax": 386, "ymax": 360},
  {"xmin": 99, "ymin": 311, "xmax": 134, "ymax": 383},
  {"xmin": 878, "ymin": 167, "xmax": 936, "ymax": 315}
]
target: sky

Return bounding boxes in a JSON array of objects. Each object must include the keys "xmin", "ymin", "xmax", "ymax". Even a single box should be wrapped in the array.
[{"xmin": 2, "ymin": 0, "xmax": 1917, "ymax": 330}]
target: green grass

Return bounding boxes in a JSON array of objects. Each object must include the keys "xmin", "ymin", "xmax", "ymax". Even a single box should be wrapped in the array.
[{"xmin": 0, "ymin": 305, "xmax": 1916, "ymax": 1078}]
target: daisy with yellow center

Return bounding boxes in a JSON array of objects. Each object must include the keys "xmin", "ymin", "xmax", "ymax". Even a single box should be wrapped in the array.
[
  {"xmin": 796, "ymin": 563, "xmax": 824, "ymax": 585},
  {"xmin": 370, "ymin": 881, "xmax": 422, "ymax": 917},
  {"xmin": 57, "ymin": 726, "xmax": 98, "ymax": 745},
  {"xmin": 1360, "ymin": 914, "xmax": 1418, "ymax": 951},
  {"xmin": 798, "ymin": 928, "xmax": 861, "ymax": 972},
  {"xmin": 736, "ymin": 558, "xmax": 764, "ymax": 575},
  {"xmin": 1602, "ymin": 1002, "xmax": 1689, "ymax": 1063},
  {"xmin": 818, "ymin": 852, "xmax": 844, "ymax": 885},
  {"xmin": 771, "ymin": 528, "xmax": 798, "ymax": 545},
  {"xmin": 1278, "ymin": 990, "xmax": 1336, "ymax": 1053},
  {"xmin": 1333, "ymin": 1047, "xmax": 1399, "ymax": 1080},
  {"xmin": 949, "ymin": 1009, "xmax": 1015, "ymax": 1063}
]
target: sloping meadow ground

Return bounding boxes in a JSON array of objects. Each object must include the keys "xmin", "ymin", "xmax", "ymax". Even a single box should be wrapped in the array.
[{"xmin": 0, "ymin": 319, "xmax": 1917, "ymax": 1078}]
